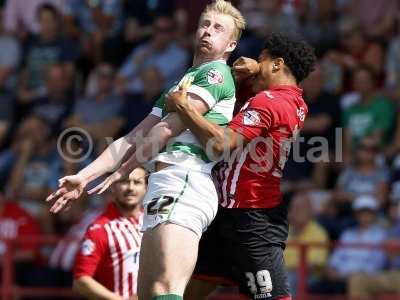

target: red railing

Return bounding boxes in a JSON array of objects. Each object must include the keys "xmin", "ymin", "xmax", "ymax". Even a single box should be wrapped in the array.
[
  {"xmin": 1, "ymin": 236, "xmax": 400, "ymax": 299},
  {"xmin": 1, "ymin": 236, "xmax": 77, "ymax": 300}
]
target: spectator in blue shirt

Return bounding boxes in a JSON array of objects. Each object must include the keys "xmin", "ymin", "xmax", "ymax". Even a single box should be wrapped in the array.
[
  {"xmin": 311, "ymin": 194, "xmax": 387, "ymax": 295},
  {"xmin": 348, "ymin": 200, "xmax": 400, "ymax": 299}
]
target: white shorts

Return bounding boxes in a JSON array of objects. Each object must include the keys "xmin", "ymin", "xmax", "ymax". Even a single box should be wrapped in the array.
[{"xmin": 141, "ymin": 164, "xmax": 218, "ymax": 237}]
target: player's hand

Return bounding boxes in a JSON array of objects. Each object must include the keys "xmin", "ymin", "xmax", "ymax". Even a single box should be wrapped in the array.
[
  {"xmin": 46, "ymin": 174, "xmax": 88, "ymax": 213},
  {"xmin": 165, "ymin": 76, "xmax": 192, "ymax": 112},
  {"xmin": 233, "ymin": 57, "xmax": 260, "ymax": 81},
  {"xmin": 87, "ymin": 168, "xmax": 125, "ymax": 195}
]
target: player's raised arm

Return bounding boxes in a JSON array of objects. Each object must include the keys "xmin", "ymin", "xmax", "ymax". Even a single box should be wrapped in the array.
[{"xmin": 46, "ymin": 113, "xmax": 160, "ymax": 213}]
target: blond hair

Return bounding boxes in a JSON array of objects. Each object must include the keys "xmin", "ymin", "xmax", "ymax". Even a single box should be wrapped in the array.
[{"xmin": 201, "ymin": 0, "xmax": 246, "ymax": 41}]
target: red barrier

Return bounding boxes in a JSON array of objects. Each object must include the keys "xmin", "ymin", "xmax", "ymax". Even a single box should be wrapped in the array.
[{"xmin": 0, "ymin": 236, "xmax": 399, "ymax": 299}]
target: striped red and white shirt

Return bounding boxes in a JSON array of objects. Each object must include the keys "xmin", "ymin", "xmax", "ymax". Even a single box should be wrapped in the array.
[
  {"xmin": 73, "ymin": 202, "xmax": 143, "ymax": 298},
  {"xmin": 214, "ymin": 85, "xmax": 307, "ymax": 209}
]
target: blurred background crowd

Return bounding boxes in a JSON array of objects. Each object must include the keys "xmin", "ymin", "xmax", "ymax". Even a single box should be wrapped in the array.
[{"xmin": 0, "ymin": 0, "xmax": 399, "ymax": 298}]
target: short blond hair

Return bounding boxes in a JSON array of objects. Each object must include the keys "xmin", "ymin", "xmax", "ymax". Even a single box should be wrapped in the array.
[{"xmin": 201, "ymin": 0, "xmax": 246, "ymax": 41}]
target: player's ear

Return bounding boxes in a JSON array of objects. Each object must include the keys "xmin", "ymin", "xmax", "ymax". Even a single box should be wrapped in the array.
[
  {"xmin": 272, "ymin": 57, "xmax": 284, "ymax": 72},
  {"xmin": 226, "ymin": 40, "xmax": 237, "ymax": 53}
]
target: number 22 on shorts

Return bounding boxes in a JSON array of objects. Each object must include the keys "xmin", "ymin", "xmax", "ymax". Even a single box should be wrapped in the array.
[{"xmin": 147, "ymin": 196, "xmax": 175, "ymax": 215}]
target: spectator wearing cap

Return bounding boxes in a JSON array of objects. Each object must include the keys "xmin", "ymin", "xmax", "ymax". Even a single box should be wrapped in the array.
[
  {"xmin": 348, "ymin": 200, "xmax": 400, "ymax": 299},
  {"xmin": 311, "ymin": 194, "xmax": 387, "ymax": 295}
]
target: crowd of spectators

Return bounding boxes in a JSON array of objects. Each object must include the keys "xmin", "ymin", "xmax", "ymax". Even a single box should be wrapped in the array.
[{"xmin": 0, "ymin": 0, "xmax": 399, "ymax": 298}]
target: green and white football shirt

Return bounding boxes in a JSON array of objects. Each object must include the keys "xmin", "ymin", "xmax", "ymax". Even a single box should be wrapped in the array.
[{"xmin": 150, "ymin": 60, "xmax": 236, "ymax": 172}]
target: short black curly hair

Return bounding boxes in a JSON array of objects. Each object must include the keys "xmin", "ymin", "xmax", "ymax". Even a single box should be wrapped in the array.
[{"xmin": 263, "ymin": 33, "xmax": 316, "ymax": 83}]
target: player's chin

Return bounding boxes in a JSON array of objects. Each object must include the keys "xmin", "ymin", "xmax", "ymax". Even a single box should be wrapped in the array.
[
  {"xmin": 123, "ymin": 196, "xmax": 140, "ymax": 206},
  {"xmin": 196, "ymin": 45, "xmax": 212, "ymax": 54}
]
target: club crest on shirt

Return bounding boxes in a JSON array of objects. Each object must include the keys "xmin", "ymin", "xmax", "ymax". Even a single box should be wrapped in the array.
[
  {"xmin": 243, "ymin": 110, "xmax": 261, "ymax": 126},
  {"xmin": 297, "ymin": 107, "xmax": 306, "ymax": 121},
  {"xmin": 264, "ymin": 91, "xmax": 274, "ymax": 98},
  {"xmin": 207, "ymin": 69, "xmax": 223, "ymax": 84},
  {"xmin": 81, "ymin": 238, "xmax": 95, "ymax": 256}
]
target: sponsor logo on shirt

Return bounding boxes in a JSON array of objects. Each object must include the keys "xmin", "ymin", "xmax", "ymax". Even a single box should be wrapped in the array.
[
  {"xmin": 207, "ymin": 69, "xmax": 224, "ymax": 84},
  {"xmin": 297, "ymin": 107, "xmax": 306, "ymax": 122},
  {"xmin": 81, "ymin": 239, "xmax": 95, "ymax": 256},
  {"xmin": 243, "ymin": 110, "xmax": 261, "ymax": 126}
]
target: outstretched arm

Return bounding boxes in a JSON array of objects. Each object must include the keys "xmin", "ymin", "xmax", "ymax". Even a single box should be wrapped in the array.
[
  {"xmin": 88, "ymin": 92, "xmax": 209, "ymax": 194},
  {"xmin": 46, "ymin": 114, "xmax": 160, "ymax": 213},
  {"xmin": 77, "ymin": 114, "xmax": 160, "ymax": 183}
]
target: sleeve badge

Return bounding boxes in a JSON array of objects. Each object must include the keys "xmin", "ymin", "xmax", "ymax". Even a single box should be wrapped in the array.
[
  {"xmin": 207, "ymin": 69, "xmax": 224, "ymax": 84},
  {"xmin": 243, "ymin": 110, "xmax": 261, "ymax": 126},
  {"xmin": 81, "ymin": 239, "xmax": 95, "ymax": 256}
]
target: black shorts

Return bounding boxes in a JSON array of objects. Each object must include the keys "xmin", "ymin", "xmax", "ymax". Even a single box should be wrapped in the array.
[{"xmin": 193, "ymin": 203, "xmax": 291, "ymax": 300}]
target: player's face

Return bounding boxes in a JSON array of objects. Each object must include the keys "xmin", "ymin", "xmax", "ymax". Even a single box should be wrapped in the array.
[
  {"xmin": 113, "ymin": 168, "xmax": 147, "ymax": 210},
  {"xmin": 252, "ymin": 50, "xmax": 275, "ymax": 92},
  {"xmin": 195, "ymin": 12, "xmax": 237, "ymax": 59}
]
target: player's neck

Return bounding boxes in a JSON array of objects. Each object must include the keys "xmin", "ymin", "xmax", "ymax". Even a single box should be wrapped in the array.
[
  {"xmin": 192, "ymin": 54, "xmax": 226, "ymax": 67},
  {"xmin": 270, "ymin": 76, "xmax": 298, "ymax": 88}
]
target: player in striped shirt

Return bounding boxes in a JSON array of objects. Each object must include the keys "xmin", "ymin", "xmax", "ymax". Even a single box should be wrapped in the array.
[
  {"xmin": 72, "ymin": 167, "xmax": 147, "ymax": 300},
  {"xmin": 166, "ymin": 33, "xmax": 316, "ymax": 300},
  {"xmin": 47, "ymin": 2, "xmax": 246, "ymax": 299}
]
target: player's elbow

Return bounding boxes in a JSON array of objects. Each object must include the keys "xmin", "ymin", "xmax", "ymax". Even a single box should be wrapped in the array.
[
  {"xmin": 212, "ymin": 142, "xmax": 225, "ymax": 157},
  {"xmin": 72, "ymin": 277, "xmax": 88, "ymax": 295},
  {"xmin": 209, "ymin": 133, "xmax": 228, "ymax": 158},
  {"xmin": 72, "ymin": 278, "xmax": 82, "ymax": 294}
]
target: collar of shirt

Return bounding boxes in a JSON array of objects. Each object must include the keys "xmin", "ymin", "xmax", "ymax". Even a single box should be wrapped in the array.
[
  {"xmin": 104, "ymin": 201, "xmax": 142, "ymax": 224},
  {"xmin": 104, "ymin": 202, "xmax": 120, "ymax": 219},
  {"xmin": 268, "ymin": 84, "xmax": 303, "ymax": 96}
]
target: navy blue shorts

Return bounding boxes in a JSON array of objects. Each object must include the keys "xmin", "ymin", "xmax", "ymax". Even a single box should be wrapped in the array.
[{"xmin": 193, "ymin": 204, "xmax": 291, "ymax": 300}]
